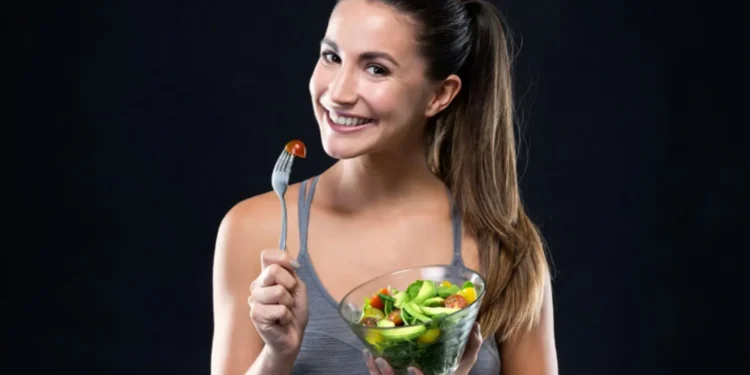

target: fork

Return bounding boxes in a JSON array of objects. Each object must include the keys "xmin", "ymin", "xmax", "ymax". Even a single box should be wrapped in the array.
[{"xmin": 271, "ymin": 149, "xmax": 294, "ymax": 251}]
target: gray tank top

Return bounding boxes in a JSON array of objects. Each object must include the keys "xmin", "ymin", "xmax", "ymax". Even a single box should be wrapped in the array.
[{"xmin": 291, "ymin": 176, "xmax": 502, "ymax": 374}]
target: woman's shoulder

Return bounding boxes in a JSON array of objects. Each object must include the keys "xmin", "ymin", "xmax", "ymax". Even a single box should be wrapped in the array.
[
  {"xmin": 221, "ymin": 182, "xmax": 304, "ymax": 234},
  {"xmin": 214, "ymin": 181, "xmax": 306, "ymax": 259},
  {"xmin": 226, "ymin": 182, "xmax": 303, "ymax": 219}
]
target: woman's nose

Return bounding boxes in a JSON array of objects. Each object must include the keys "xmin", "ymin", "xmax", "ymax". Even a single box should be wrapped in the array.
[{"xmin": 328, "ymin": 67, "xmax": 358, "ymax": 105}]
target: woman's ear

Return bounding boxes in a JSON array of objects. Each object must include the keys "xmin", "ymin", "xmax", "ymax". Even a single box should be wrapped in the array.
[{"xmin": 425, "ymin": 74, "xmax": 462, "ymax": 118}]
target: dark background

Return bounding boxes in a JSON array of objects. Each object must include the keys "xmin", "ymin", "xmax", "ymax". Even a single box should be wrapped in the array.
[{"xmin": 5, "ymin": 0, "xmax": 747, "ymax": 374}]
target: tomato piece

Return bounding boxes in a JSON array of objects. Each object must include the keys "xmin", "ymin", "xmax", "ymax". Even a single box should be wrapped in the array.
[
  {"xmin": 369, "ymin": 295, "xmax": 384, "ymax": 310},
  {"xmin": 285, "ymin": 140, "xmax": 307, "ymax": 158},
  {"xmin": 444, "ymin": 294, "xmax": 468, "ymax": 309},
  {"xmin": 387, "ymin": 309, "xmax": 404, "ymax": 326},
  {"xmin": 378, "ymin": 287, "xmax": 389, "ymax": 296},
  {"xmin": 456, "ymin": 286, "xmax": 477, "ymax": 304}
]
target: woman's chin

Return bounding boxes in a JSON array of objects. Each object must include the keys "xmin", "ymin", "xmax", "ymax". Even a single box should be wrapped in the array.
[
  {"xmin": 321, "ymin": 140, "xmax": 369, "ymax": 160},
  {"xmin": 322, "ymin": 146, "xmax": 361, "ymax": 160}
]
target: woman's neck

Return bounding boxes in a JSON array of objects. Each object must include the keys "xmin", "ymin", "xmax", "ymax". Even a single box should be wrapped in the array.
[{"xmin": 322, "ymin": 146, "xmax": 447, "ymax": 214}]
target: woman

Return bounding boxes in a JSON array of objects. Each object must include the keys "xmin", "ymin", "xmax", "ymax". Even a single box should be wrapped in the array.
[{"xmin": 211, "ymin": 0, "xmax": 557, "ymax": 374}]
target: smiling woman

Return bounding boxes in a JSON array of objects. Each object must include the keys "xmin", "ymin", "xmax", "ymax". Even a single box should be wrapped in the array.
[
  {"xmin": 309, "ymin": 2, "xmax": 443, "ymax": 160},
  {"xmin": 211, "ymin": 0, "xmax": 558, "ymax": 374}
]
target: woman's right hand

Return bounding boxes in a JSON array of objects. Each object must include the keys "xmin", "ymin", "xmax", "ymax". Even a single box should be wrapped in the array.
[{"xmin": 248, "ymin": 249, "xmax": 309, "ymax": 359}]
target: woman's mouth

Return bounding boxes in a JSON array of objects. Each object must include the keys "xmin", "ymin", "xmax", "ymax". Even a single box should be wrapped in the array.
[{"xmin": 326, "ymin": 110, "xmax": 376, "ymax": 133}]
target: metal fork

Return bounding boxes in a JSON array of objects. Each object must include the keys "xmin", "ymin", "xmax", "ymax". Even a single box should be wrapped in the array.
[{"xmin": 271, "ymin": 149, "xmax": 294, "ymax": 251}]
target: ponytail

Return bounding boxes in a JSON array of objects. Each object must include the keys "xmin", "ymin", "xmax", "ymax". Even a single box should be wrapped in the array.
[
  {"xmin": 370, "ymin": 0, "xmax": 550, "ymax": 343},
  {"xmin": 426, "ymin": 0, "xmax": 550, "ymax": 342}
]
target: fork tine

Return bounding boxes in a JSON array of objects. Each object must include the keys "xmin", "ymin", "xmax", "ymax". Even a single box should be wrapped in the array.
[
  {"xmin": 282, "ymin": 152, "xmax": 294, "ymax": 172},
  {"xmin": 273, "ymin": 150, "xmax": 284, "ymax": 171}
]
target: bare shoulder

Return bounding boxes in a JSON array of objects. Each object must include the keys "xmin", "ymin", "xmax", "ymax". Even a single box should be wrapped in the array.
[{"xmin": 214, "ymin": 182, "xmax": 303, "ymax": 265}]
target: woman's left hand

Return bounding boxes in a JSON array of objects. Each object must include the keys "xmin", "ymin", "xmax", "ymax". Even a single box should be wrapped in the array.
[{"xmin": 363, "ymin": 322, "xmax": 484, "ymax": 375}]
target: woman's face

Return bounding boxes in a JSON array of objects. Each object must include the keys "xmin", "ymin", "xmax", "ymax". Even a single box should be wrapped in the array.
[{"xmin": 309, "ymin": 0, "xmax": 437, "ymax": 159}]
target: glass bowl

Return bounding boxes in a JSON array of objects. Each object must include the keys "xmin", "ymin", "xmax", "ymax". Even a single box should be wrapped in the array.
[{"xmin": 338, "ymin": 264, "xmax": 486, "ymax": 375}]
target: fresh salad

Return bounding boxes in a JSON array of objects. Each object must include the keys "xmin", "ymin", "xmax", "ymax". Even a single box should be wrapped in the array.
[{"xmin": 356, "ymin": 279, "xmax": 480, "ymax": 374}]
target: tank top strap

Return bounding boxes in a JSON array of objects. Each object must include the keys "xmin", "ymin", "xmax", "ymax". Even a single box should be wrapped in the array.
[
  {"xmin": 297, "ymin": 175, "xmax": 320, "ymax": 257},
  {"xmin": 450, "ymin": 193, "xmax": 464, "ymax": 266}
]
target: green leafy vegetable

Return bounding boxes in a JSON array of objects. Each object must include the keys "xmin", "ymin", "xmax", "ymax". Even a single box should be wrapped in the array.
[
  {"xmin": 384, "ymin": 299, "xmax": 394, "ymax": 316},
  {"xmin": 406, "ymin": 281, "xmax": 424, "ymax": 300},
  {"xmin": 437, "ymin": 285, "xmax": 460, "ymax": 298},
  {"xmin": 394, "ymin": 292, "xmax": 410, "ymax": 308},
  {"xmin": 379, "ymin": 293, "xmax": 396, "ymax": 303}
]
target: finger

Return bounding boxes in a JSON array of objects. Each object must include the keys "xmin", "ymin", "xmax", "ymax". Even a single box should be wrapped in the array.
[
  {"xmin": 455, "ymin": 322, "xmax": 483, "ymax": 374},
  {"xmin": 407, "ymin": 367, "xmax": 425, "ymax": 375},
  {"xmin": 258, "ymin": 264, "xmax": 298, "ymax": 290},
  {"xmin": 363, "ymin": 351, "xmax": 378, "ymax": 374},
  {"xmin": 374, "ymin": 357, "xmax": 394, "ymax": 375},
  {"xmin": 464, "ymin": 322, "xmax": 483, "ymax": 360},
  {"xmin": 260, "ymin": 249, "xmax": 300, "ymax": 272},
  {"xmin": 249, "ymin": 303, "xmax": 293, "ymax": 325},
  {"xmin": 294, "ymin": 277, "xmax": 307, "ymax": 300},
  {"xmin": 363, "ymin": 350, "xmax": 381, "ymax": 375},
  {"xmin": 248, "ymin": 284, "xmax": 295, "ymax": 309}
]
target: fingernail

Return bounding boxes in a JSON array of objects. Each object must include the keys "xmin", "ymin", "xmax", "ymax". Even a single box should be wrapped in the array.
[
  {"xmin": 408, "ymin": 367, "xmax": 417, "ymax": 375},
  {"xmin": 375, "ymin": 357, "xmax": 388, "ymax": 371},
  {"xmin": 362, "ymin": 349, "xmax": 371, "ymax": 362},
  {"xmin": 290, "ymin": 259, "xmax": 300, "ymax": 269}
]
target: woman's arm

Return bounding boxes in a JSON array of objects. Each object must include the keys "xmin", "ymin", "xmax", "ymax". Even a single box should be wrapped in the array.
[
  {"xmin": 211, "ymin": 196, "xmax": 294, "ymax": 375},
  {"xmin": 499, "ymin": 276, "xmax": 558, "ymax": 375}
]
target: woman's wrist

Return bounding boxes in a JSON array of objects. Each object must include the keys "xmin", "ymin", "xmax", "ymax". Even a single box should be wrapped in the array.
[{"xmin": 246, "ymin": 346, "xmax": 299, "ymax": 375}]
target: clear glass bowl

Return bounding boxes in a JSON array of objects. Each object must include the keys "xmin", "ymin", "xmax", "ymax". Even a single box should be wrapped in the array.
[{"xmin": 338, "ymin": 265, "xmax": 486, "ymax": 375}]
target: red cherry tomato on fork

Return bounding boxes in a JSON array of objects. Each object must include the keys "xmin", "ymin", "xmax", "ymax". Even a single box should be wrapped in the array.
[{"xmin": 285, "ymin": 140, "xmax": 306, "ymax": 158}]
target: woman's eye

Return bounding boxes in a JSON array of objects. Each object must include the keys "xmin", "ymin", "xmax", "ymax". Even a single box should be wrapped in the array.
[
  {"xmin": 321, "ymin": 51, "xmax": 341, "ymax": 64},
  {"xmin": 366, "ymin": 65, "xmax": 389, "ymax": 76}
]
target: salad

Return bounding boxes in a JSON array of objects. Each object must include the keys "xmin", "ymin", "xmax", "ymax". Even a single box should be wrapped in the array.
[{"xmin": 356, "ymin": 279, "xmax": 480, "ymax": 374}]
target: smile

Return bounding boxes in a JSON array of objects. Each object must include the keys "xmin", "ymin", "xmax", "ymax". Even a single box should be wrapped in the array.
[
  {"xmin": 327, "ymin": 110, "xmax": 375, "ymax": 127},
  {"xmin": 325, "ymin": 110, "xmax": 376, "ymax": 133}
]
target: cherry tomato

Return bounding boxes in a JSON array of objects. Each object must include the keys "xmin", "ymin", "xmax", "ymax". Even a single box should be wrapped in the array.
[
  {"xmin": 387, "ymin": 309, "xmax": 404, "ymax": 326},
  {"xmin": 369, "ymin": 295, "xmax": 384, "ymax": 310},
  {"xmin": 444, "ymin": 294, "xmax": 468, "ymax": 309},
  {"xmin": 285, "ymin": 140, "xmax": 306, "ymax": 158},
  {"xmin": 368, "ymin": 287, "xmax": 390, "ymax": 310}
]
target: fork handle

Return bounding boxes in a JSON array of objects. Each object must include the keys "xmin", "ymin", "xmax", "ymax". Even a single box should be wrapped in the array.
[{"xmin": 279, "ymin": 197, "xmax": 288, "ymax": 251}]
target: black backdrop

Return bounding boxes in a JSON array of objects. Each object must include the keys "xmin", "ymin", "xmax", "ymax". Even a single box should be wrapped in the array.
[{"xmin": 5, "ymin": 0, "xmax": 747, "ymax": 374}]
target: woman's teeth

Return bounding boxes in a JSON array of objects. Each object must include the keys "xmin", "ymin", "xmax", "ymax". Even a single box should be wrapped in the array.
[{"xmin": 329, "ymin": 111, "xmax": 372, "ymax": 127}]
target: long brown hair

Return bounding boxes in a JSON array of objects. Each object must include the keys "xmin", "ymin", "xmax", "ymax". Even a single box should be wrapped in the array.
[{"xmin": 378, "ymin": 0, "xmax": 551, "ymax": 343}]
